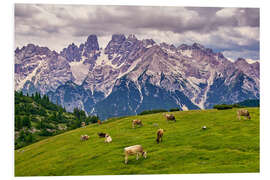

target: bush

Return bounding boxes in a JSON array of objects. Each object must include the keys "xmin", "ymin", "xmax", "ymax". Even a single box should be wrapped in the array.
[
  {"xmin": 25, "ymin": 133, "xmax": 35, "ymax": 143},
  {"xmin": 170, "ymin": 108, "xmax": 180, "ymax": 112},
  {"xmin": 39, "ymin": 129, "xmax": 53, "ymax": 136},
  {"xmin": 86, "ymin": 115, "xmax": 99, "ymax": 124},
  {"xmin": 232, "ymin": 103, "xmax": 245, "ymax": 108},
  {"xmin": 213, "ymin": 104, "xmax": 233, "ymax": 110},
  {"xmin": 139, "ymin": 109, "xmax": 168, "ymax": 115}
]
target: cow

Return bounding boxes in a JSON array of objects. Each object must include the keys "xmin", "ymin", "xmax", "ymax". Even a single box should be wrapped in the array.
[
  {"xmin": 97, "ymin": 132, "xmax": 107, "ymax": 138},
  {"xmin": 132, "ymin": 119, "xmax": 143, "ymax": 128},
  {"xmin": 164, "ymin": 114, "xmax": 176, "ymax": 121},
  {"xmin": 124, "ymin": 145, "xmax": 147, "ymax": 164},
  {"xmin": 80, "ymin": 134, "xmax": 89, "ymax": 141},
  {"xmin": 237, "ymin": 109, "xmax": 251, "ymax": 120},
  {"xmin": 98, "ymin": 120, "xmax": 102, "ymax": 125},
  {"xmin": 105, "ymin": 134, "xmax": 112, "ymax": 143},
  {"xmin": 156, "ymin": 129, "xmax": 164, "ymax": 144}
]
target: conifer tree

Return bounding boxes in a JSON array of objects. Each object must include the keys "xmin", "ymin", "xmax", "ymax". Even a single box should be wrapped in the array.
[{"xmin": 22, "ymin": 116, "xmax": 31, "ymax": 128}]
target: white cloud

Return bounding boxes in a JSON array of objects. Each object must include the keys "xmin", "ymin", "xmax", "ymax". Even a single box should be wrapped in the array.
[
  {"xmin": 223, "ymin": 49, "xmax": 259, "ymax": 61},
  {"xmin": 216, "ymin": 8, "xmax": 237, "ymax": 17}
]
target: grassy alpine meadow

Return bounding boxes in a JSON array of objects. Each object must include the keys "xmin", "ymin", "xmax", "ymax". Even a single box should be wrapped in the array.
[{"xmin": 15, "ymin": 108, "xmax": 259, "ymax": 176}]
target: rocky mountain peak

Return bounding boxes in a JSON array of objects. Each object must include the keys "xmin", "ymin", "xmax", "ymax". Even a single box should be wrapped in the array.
[
  {"xmin": 236, "ymin": 57, "xmax": 246, "ymax": 62},
  {"xmin": 177, "ymin": 44, "xmax": 191, "ymax": 50},
  {"xmin": 15, "ymin": 34, "xmax": 260, "ymax": 119},
  {"xmin": 192, "ymin": 43, "xmax": 205, "ymax": 50},
  {"xmin": 217, "ymin": 52, "xmax": 225, "ymax": 59},
  {"xmin": 142, "ymin": 39, "xmax": 155, "ymax": 47},
  {"xmin": 85, "ymin": 34, "xmax": 99, "ymax": 51},
  {"xmin": 111, "ymin": 34, "xmax": 126, "ymax": 43},
  {"xmin": 16, "ymin": 44, "xmax": 52, "ymax": 60},
  {"xmin": 60, "ymin": 43, "xmax": 82, "ymax": 62},
  {"xmin": 235, "ymin": 57, "xmax": 249, "ymax": 67},
  {"xmin": 127, "ymin": 34, "xmax": 137, "ymax": 40}
]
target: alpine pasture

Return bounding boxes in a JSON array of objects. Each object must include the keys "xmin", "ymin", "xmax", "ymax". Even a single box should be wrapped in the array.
[{"xmin": 15, "ymin": 108, "xmax": 259, "ymax": 176}]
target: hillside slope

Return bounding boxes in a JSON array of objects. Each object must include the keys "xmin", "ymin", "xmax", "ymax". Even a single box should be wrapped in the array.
[
  {"xmin": 15, "ymin": 91, "xmax": 99, "ymax": 149},
  {"xmin": 15, "ymin": 108, "xmax": 259, "ymax": 176}
]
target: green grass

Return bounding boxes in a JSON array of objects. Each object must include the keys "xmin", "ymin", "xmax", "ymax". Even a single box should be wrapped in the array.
[{"xmin": 15, "ymin": 108, "xmax": 259, "ymax": 176}]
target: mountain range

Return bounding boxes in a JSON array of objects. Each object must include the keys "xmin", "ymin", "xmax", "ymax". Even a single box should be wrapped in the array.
[{"xmin": 15, "ymin": 34, "xmax": 260, "ymax": 119}]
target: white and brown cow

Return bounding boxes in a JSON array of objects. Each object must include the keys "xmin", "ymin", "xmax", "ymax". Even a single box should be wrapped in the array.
[
  {"xmin": 164, "ymin": 114, "xmax": 176, "ymax": 121},
  {"xmin": 105, "ymin": 134, "xmax": 112, "ymax": 143},
  {"xmin": 124, "ymin": 145, "xmax": 147, "ymax": 164},
  {"xmin": 237, "ymin": 109, "xmax": 251, "ymax": 120},
  {"xmin": 80, "ymin": 134, "xmax": 89, "ymax": 141},
  {"xmin": 132, "ymin": 119, "xmax": 143, "ymax": 128}
]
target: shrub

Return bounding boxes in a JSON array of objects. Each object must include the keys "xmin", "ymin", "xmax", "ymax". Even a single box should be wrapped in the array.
[
  {"xmin": 213, "ymin": 104, "xmax": 233, "ymax": 110},
  {"xmin": 232, "ymin": 103, "xmax": 245, "ymax": 108},
  {"xmin": 87, "ymin": 116, "xmax": 99, "ymax": 124},
  {"xmin": 39, "ymin": 129, "xmax": 53, "ymax": 136},
  {"xmin": 139, "ymin": 109, "xmax": 168, "ymax": 115},
  {"xmin": 170, "ymin": 108, "xmax": 180, "ymax": 112}
]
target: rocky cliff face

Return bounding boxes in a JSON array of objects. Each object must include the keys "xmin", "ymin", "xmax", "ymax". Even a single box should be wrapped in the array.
[
  {"xmin": 15, "ymin": 44, "xmax": 74, "ymax": 95},
  {"xmin": 15, "ymin": 34, "xmax": 260, "ymax": 119}
]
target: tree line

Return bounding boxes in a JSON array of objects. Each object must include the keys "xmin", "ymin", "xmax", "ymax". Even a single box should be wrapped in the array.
[{"xmin": 15, "ymin": 91, "xmax": 99, "ymax": 149}]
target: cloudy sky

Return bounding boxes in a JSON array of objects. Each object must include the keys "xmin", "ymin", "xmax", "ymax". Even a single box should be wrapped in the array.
[{"xmin": 15, "ymin": 4, "xmax": 260, "ymax": 61}]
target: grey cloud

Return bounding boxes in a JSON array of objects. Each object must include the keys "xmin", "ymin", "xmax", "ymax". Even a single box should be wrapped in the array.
[
  {"xmin": 67, "ymin": 6, "xmax": 259, "ymax": 37},
  {"xmin": 14, "ymin": 4, "xmax": 259, "ymax": 61},
  {"xmin": 15, "ymin": 4, "xmax": 40, "ymax": 18},
  {"xmin": 238, "ymin": 8, "xmax": 260, "ymax": 27}
]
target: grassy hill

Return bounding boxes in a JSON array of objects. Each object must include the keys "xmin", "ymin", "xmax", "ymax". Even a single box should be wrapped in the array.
[{"xmin": 15, "ymin": 108, "xmax": 259, "ymax": 176}]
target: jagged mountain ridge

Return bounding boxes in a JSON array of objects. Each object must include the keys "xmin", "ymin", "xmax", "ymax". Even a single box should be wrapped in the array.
[{"xmin": 15, "ymin": 34, "xmax": 260, "ymax": 119}]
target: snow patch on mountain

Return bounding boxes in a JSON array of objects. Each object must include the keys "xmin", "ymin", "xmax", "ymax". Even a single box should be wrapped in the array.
[
  {"xmin": 200, "ymin": 69, "xmax": 216, "ymax": 109},
  {"xmin": 182, "ymin": 105, "xmax": 189, "ymax": 111},
  {"xmin": 180, "ymin": 49, "xmax": 193, "ymax": 58},
  {"xmin": 69, "ymin": 58, "xmax": 90, "ymax": 85},
  {"xmin": 117, "ymin": 57, "xmax": 142, "ymax": 80},
  {"xmin": 246, "ymin": 59, "xmax": 260, "ymax": 64},
  {"xmin": 187, "ymin": 76, "xmax": 206, "ymax": 86},
  {"xmin": 96, "ymin": 51, "xmax": 113, "ymax": 67},
  {"xmin": 16, "ymin": 60, "xmax": 46, "ymax": 90}
]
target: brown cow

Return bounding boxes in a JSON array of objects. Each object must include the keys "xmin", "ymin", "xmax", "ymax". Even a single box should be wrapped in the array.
[
  {"xmin": 97, "ymin": 132, "xmax": 106, "ymax": 138},
  {"xmin": 132, "ymin": 119, "xmax": 143, "ymax": 128},
  {"xmin": 98, "ymin": 120, "xmax": 102, "ymax": 125},
  {"xmin": 164, "ymin": 114, "xmax": 176, "ymax": 121},
  {"xmin": 156, "ymin": 129, "xmax": 164, "ymax": 144},
  {"xmin": 237, "ymin": 109, "xmax": 251, "ymax": 120}
]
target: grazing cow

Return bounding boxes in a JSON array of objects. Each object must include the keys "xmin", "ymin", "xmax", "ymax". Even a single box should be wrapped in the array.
[
  {"xmin": 237, "ymin": 109, "xmax": 251, "ymax": 120},
  {"xmin": 81, "ymin": 122, "xmax": 86, "ymax": 128},
  {"xmin": 132, "ymin": 119, "xmax": 143, "ymax": 128},
  {"xmin": 80, "ymin": 134, "xmax": 89, "ymax": 141},
  {"xmin": 98, "ymin": 120, "xmax": 102, "ymax": 125},
  {"xmin": 97, "ymin": 132, "xmax": 106, "ymax": 138},
  {"xmin": 156, "ymin": 129, "xmax": 164, "ymax": 144},
  {"xmin": 124, "ymin": 145, "xmax": 147, "ymax": 164},
  {"xmin": 105, "ymin": 134, "xmax": 112, "ymax": 143},
  {"xmin": 164, "ymin": 114, "xmax": 176, "ymax": 121}
]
